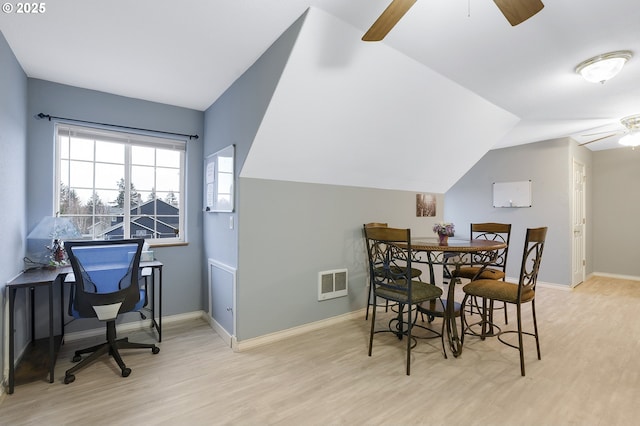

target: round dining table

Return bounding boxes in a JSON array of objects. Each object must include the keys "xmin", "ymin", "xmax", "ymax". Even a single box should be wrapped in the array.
[{"xmin": 408, "ymin": 237, "xmax": 507, "ymax": 357}]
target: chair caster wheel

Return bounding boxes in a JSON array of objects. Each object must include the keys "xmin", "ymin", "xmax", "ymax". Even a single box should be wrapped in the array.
[
  {"xmin": 152, "ymin": 346, "xmax": 160, "ymax": 354},
  {"xmin": 64, "ymin": 374, "xmax": 75, "ymax": 384},
  {"xmin": 72, "ymin": 354, "xmax": 82, "ymax": 362},
  {"xmin": 122, "ymin": 368, "xmax": 131, "ymax": 377}
]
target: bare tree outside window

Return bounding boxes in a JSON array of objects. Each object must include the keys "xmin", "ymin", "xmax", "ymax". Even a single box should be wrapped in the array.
[{"xmin": 56, "ymin": 124, "xmax": 185, "ymax": 243}]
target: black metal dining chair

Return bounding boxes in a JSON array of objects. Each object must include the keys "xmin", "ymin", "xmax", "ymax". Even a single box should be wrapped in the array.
[
  {"xmin": 457, "ymin": 223, "xmax": 512, "ymax": 323},
  {"xmin": 363, "ymin": 223, "xmax": 423, "ymax": 320},
  {"xmin": 364, "ymin": 226, "xmax": 445, "ymax": 375},
  {"xmin": 461, "ymin": 227, "xmax": 547, "ymax": 376}
]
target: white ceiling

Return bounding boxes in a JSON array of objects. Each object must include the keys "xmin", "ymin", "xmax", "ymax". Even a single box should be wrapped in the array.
[
  {"xmin": 1, "ymin": 0, "xmax": 639, "ymax": 151},
  {"xmin": 240, "ymin": 8, "xmax": 520, "ymax": 193}
]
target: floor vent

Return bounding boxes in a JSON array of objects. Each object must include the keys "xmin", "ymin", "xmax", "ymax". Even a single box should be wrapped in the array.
[{"xmin": 318, "ymin": 269, "xmax": 348, "ymax": 301}]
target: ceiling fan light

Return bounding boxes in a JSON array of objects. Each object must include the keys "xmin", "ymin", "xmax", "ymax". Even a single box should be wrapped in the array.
[
  {"xmin": 621, "ymin": 114, "xmax": 640, "ymax": 130},
  {"xmin": 575, "ymin": 50, "xmax": 633, "ymax": 83},
  {"xmin": 619, "ymin": 132, "xmax": 640, "ymax": 147}
]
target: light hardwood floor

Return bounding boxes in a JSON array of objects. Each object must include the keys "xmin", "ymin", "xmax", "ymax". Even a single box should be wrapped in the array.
[{"xmin": 1, "ymin": 275, "xmax": 639, "ymax": 425}]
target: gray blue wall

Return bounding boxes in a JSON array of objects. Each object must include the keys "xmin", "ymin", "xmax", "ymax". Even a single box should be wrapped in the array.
[
  {"xmin": 237, "ymin": 178, "xmax": 444, "ymax": 340},
  {"xmin": 445, "ymin": 138, "xmax": 594, "ymax": 286},
  {"xmin": 202, "ymin": 13, "xmax": 306, "ymax": 338},
  {"xmin": 592, "ymin": 148, "xmax": 640, "ymax": 277},
  {"xmin": 202, "ymin": 13, "xmax": 446, "ymax": 341},
  {"xmin": 202, "ymin": 11, "xmax": 306, "ymax": 272},
  {"xmin": 0, "ymin": 30, "xmax": 28, "ymax": 382},
  {"xmin": 26, "ymin": 79, "xmax": 205, "ymax": 335}
]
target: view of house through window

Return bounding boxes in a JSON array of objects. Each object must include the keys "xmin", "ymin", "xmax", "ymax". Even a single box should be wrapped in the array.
[{"xmin": 56, "ymin": 124, "xmax": 186, "ymax": 244}]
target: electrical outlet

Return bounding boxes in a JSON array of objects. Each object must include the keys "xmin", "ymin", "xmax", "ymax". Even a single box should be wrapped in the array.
[{"xmin": 229, "ymin": 215, "xmax": 234, "ymax": 229}]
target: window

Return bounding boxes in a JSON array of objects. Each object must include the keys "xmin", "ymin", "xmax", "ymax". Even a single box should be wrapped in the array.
[{"xmin": 56, "ymin": 124, "xmax": 186, "ymax": 245}]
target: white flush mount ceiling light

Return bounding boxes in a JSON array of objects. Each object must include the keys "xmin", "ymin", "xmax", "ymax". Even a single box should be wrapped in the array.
[
  {"xmin": 619, "ymin": 133, "xmax": 640, "ymax": 147},
  {"xmin": 575, "ymin": 50, "xmax": 633, "ymax": 83},
  {"xmin": 619, "ymin": 114, "xmax": 640, "ymax": 147}
]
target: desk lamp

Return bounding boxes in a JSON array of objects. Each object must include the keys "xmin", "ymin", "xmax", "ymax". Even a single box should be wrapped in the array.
[{"xmin": 26, "ymin": 215, "xmax": 82, "ymax": 267}]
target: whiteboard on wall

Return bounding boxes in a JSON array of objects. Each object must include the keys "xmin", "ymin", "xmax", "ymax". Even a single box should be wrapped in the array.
[
  {"xmin": 204, "ymin": 145, "xmax": 235, "ymax": 212},
  {"xmin": 493, "ymin": 180, "xmax": 532, "ymax": 208}
]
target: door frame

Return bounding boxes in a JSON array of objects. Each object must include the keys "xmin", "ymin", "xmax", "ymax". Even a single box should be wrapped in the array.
[{"xmin": 571, "ymin": 158, "xmax": 586, "ymax": 286}]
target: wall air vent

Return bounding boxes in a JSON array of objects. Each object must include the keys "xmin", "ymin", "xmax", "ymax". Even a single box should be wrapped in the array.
[{"xmin": 318, "ymin": 269, "xmax": 348, "ymax": 301}]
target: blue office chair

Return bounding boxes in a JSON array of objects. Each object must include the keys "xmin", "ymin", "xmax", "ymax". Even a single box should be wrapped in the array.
[{"xmin": 63, "ymin": 239, "xmax": 160, "ymax": 384}]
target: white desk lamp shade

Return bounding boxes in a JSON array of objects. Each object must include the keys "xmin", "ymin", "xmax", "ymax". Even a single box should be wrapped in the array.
[{"xmin": 27, "ymin": 216, "xmax": 82, "ymax": 240}]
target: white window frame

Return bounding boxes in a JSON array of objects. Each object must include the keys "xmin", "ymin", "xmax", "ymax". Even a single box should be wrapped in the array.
[{"xmin": 54, "ymin": 123, "xmax": 186, "ymax": 246}]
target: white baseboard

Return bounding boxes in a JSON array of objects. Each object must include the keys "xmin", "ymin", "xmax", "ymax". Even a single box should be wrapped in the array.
[
  {"xmin": 591, "ymin": 272, "xmax": 640, "ymax": 282},
  {"xmin": 203, "ymin": 313, "xmax": 234, "ymax": 348},
  {"xmin": 233, "ymin": 309, "xmax": 365, "ymax": 352},
  {"xmin": 64, "ymin": 310, "xmax": 206, "ymax": 343},
  {"xmin": 504, "ymin": 276, "xmax": 571, "ymax": 291},
  {"xmin": 536, "ymin": 281, "xmax": 572, "ymax": 291}
]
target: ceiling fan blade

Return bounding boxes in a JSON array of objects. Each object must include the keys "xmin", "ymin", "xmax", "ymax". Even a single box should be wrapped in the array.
[
  {"xmin": 494, "ymin": 0, "xmax": 544, "ymax": 26},
  {"xmin": 578, "ymin": 133, "xmax": 619, "ymax": 146},
  {"xmin": 362, "ymin": 0, "xmax": 417, "ymax": 42}
]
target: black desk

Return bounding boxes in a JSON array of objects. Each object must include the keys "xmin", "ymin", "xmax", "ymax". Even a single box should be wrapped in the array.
[{"xmin": 5, "ymin": 260, "xmax": 163, "ymax": 394}]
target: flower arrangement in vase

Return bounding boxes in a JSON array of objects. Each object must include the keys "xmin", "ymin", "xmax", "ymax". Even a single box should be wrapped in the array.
[{"xmin": 432, "ymin": 222, "xmax": 455, "ymax": 245}]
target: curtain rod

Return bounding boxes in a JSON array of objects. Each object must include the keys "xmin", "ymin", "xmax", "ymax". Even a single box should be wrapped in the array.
[{"xmin": 35, "ymin": 113, "xmax": 199, "ymax": 140}]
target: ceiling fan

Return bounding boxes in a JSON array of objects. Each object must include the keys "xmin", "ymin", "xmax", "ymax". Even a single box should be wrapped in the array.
[
  {"xmin": 578, "ymin": 114, "xmax": 640, "ymax": 148},
  {"xmin": 362, "ymin": 0, "xmax": 545, "ymax": 41}
]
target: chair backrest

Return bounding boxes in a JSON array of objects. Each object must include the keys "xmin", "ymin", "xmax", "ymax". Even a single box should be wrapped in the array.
[
  {"xmin": 65, "ymin": 239, "xmax": 144, "ymax": 319},
  {"xmin": 363, "ymin": 226, "xmax": 413, "ymax": 296},
  {"xmin": 470, "ymin": 222, "xmax": 512, "ymax": 271},
  {"xmin": 364, "ymin": 222, "xmax": 388, "ymax": 229},
  {"xmin": 517, "ymin": 227, "xmax": 547, "ymax": 297}
]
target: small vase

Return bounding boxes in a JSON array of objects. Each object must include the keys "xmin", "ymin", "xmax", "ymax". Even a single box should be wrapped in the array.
[{"xmin": 438, "ymin": 234, "xmax": 448, "ymax": 245}]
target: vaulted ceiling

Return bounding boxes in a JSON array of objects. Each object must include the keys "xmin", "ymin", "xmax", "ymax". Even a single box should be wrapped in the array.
[
  {"xmin": 239, "ymin": 8, "xmax": 518, "ymax": 193},
  {"xmin": 2, "ymin": 0, "xmax": 639, "ymax": 153}
]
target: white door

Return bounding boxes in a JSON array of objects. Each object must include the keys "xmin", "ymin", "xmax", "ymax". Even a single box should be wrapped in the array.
[{"xmin": 572, "ymin": 159, "xmax": 586, "ymax": 286}]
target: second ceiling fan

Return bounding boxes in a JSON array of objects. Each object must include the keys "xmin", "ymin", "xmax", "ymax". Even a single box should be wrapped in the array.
[{"xmin": 362, "ymin": 0, "xmax": 545, "ymax": 41}]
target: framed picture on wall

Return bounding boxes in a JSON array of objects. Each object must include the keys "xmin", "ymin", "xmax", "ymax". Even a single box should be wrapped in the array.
[{"xmin": 416, "ymin": 193, "xmax": 436, "ymax": 217}]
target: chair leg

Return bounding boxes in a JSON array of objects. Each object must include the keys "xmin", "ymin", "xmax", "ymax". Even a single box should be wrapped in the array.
[
  {"xmin": 107, "ymin": 321, "xmax": 130, "ymax": 376},
  {"xmin": 366, "ymin": 283, "xmax": 373, "ymax": 320},
  {"xmin": 110, "ymin": 345, "xmax": 130, "ymax": 376},
  {"xmin": 368, "ymin": 297, "xmax": 377, "ymax": 356},
  {"xmin": 396, "ymin": 303, "xmax": 405, "ymax": 340},
  {"xmin": 531, "ymin": 300, "xmax": 541, "ymax": 360},
  {"xmin": 460, "ymin": 294, "xmax": 469, "ymax": 347},
  {"xmin": 481, "ymin": 297, "xmax": 489, "ymax": 339},
  {"xmin": 439, "ymin": 298, "xmax": 448, "ymax": 359},
  {"xmin": 66, "ymin": 343, "xmax": 110, "ymax": 378},
  {"xmin": 406, "ymin": 305, "xmax": 412, "ymax": 376},
  {"xmin": 516, "ymin": 303, "xmax": 525, "ymax": 376},
  {"xmin": 65, "ymin": 320, "xmax": 159, "ymax": 384},
  {"xmin": 487, "ymin": 299, "xmax": 496, "ymax": 335},
  {"xmin": 471, "ymin": 294, "xmax": 508, "ymax": 325},
  {"xmin": 73, "ymin": 341, "xmax": 108, "ymax": 358},
  {"xmin": 469, "ymin": 295, "xmax": 479, "ymax": 316}
]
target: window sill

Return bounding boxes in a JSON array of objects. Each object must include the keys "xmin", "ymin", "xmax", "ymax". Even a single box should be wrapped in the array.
[{"xmin": 146, "ymin": 241, "xmax": 188, "ymax": 248}]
